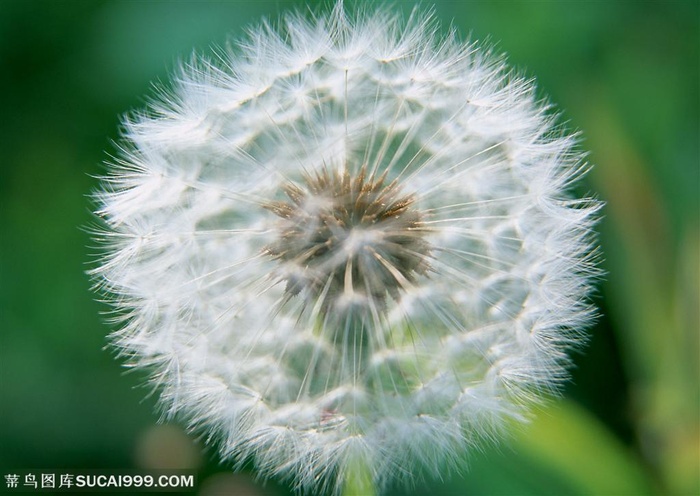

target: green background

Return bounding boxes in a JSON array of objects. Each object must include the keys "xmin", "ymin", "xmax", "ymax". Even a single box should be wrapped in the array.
[{"xmin": 1, "ymin": 1, "xmax": 698, "ymax": 495}]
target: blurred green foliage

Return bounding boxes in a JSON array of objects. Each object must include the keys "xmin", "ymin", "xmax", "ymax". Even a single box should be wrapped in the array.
[{"xmin": 1, "ymin": 1, "xmax": 697, "ymax": 495}]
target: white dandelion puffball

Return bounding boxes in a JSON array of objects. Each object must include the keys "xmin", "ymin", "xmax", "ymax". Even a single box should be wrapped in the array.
[{"xmin": 92, "ymin": 3, "xmax": 600, "ymax": 494}]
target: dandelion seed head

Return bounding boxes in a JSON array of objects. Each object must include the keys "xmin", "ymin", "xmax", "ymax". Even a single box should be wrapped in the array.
[{"xmin": 92, "ymin": 2, "xmax": 601, "ymax": 494}]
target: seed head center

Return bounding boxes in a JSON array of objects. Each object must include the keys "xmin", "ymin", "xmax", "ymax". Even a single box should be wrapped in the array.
[{"xmin": 265, "ymin": 166, "xmax": 431, "ymax": 313}]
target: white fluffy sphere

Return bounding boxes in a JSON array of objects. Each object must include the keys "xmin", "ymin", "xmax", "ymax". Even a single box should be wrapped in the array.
[{"xmin": 92, "ymin": 3, "xmax": 601, "ymax": 494}]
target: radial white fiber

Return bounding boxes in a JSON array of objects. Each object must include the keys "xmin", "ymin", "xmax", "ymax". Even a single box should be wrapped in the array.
[{"xmin": 91, "ymin": 2, "xmax": 601, "ymax": 494}]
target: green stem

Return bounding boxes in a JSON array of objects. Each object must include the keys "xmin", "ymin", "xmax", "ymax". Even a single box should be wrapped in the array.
[{"xmin": 342, "ymin": 457, "xmax": 376, "ymax": 496}]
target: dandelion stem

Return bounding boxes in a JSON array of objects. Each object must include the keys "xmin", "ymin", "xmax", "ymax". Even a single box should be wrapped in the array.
[{"xmin": 342, "ymin": 457, "xmax": 376, "ymax": 496}]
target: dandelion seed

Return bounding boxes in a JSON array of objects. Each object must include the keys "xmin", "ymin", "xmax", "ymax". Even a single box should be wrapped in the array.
[{"xmin": 91, "ymin": 2, "xmax": 601, "ymax": 494}]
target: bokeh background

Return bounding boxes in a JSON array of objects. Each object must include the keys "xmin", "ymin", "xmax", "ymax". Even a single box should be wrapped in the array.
[{"xmin": 1, "ymin": 1, "xmax": 697, "ymax": 495}]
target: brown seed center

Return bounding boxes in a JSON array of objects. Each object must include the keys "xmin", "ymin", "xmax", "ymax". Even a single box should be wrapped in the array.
[{"xmin": 265, "ymin": 166, "xmax": 431, "ymax": 314}]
